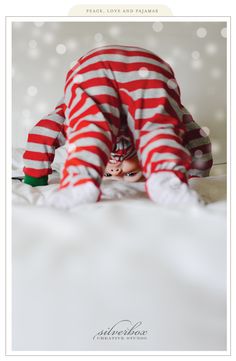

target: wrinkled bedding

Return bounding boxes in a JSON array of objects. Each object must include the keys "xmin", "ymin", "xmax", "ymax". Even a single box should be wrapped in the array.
[{"xmin": 11, "ymin": 148, "xmax": 227, "ymax": 352}]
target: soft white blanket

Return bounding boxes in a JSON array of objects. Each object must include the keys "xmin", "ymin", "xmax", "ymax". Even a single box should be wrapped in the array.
[{"xmin": 11, "ymin": 148, "xmax": 227, "ymax": 352}]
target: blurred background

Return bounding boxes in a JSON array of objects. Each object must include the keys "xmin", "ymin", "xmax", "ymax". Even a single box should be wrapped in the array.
[{"xmin": 12, "ymin": 21, "xmax": 227, "ymax": 175}]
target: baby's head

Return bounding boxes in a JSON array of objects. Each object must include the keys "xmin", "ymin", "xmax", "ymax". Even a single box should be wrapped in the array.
[{"xmin": 103, "ymin": 155, "xmax": 145, "ymax": 182}]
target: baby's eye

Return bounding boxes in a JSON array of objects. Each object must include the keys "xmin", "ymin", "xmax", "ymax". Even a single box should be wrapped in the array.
[
  {"xmin": 125, "ymin": 172, "xmax": 137, "ymax": 177},
  {"xmin": 104, "ymin": 173, "xmax": 112, "ymax": 177}
]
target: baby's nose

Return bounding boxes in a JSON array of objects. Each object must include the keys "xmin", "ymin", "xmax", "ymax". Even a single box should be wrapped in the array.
[{"xmin": 108, "ymin": 167, "xmax": 122, "ymax": 175}]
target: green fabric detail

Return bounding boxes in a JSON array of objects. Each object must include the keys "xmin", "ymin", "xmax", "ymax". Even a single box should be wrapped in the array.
[{"xmin": 24, "ymin": 175, "xmax": 48, "ymax": 187}]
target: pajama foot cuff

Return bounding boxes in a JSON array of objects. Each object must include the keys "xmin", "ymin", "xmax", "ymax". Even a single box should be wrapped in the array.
[
  {"xmin": 145, "ymin": 171, "xmax": 203, "ymax": 206},
  {"xmin": 23, "ymin": 175, "xmax": 48, "ymax": 187}
]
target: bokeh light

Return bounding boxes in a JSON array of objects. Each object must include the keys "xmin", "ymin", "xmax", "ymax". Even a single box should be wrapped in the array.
[
  {"xmin": 200, "ymin": 127, "xmax": 210, "ymax": 137},
  {"xmin": 108, "ymin": 25, "xmax": 121, "ymax": 37},
  {"xmin": 167, "ymin": 79, "xmax": 178, "ymax": 89},
  {"xmin": 48, "ymin": 57, "xmax": 60, "ymax": 67},
  {"xmin": 66, "ymin": 39, "xmax": 78, "ymax": 51},
  {"xmin": 210, "ymin": 67, "xmax": 222, "ymax": 79},
  {"xmin": 22, "ymin": 109, "xmax": 31, "ymax": 118},
  {"xmin": 28, "ymin": 48, "xmax": 40, "ymax": 59},
  {"xmin": 94, "ymin": 33, "xmax": 103, "ymax": 42},
  {"xmin": 67, "ymin": 143, "xmax": 76, "ymax": 153},
  {"xmin": 73, "ymin": 74, "xmax": 84, "ymax": 83},
  {"xmin": 42, "ymin": 69, "xmax": 53, "ymax": 82},
  {"xmin": 56, "ymin": 44, "xmax": 67, "ymax": 55},
  {"xmin": 43, "ymin": 32, "xmax": 55, "ymax": 44},
  {"xmin": 191, "ymin": 59, "xmax": 203, "ymax": 70},
  {"xmin": 205, "ymin": 43, "xmax": 218, "ymax": 55},
  {"xmin": 27, "ymin": 86, "xmax": 38, "ymax": 97},
  {"xmin": 35, "ymin": 101, "xmax": 49, "ymax": 114},
  {"xmin": 194, "ymin": 150, "xmax": 203, "ymax": 158},
  {"xmin": 196, "ymin": 27, "xmax": 207, "ymax": 38},
  {"xmin": 211, "ymin": 141, "xmax": 221, "ymax": 155},
  {"xmin": 28, "ymin": 40, "xmax": 38, "ymax": 49},
  {"xmin": 214, "ymin": 109, "xmax": 226, "ymax": 122},
  {"xmin": 138, "ymin": 67, "xmax": 149, "ymax": 78},
  {"xmin": 221, "ymin": 27, "xmax": 227, "ymax": 38},
  {"xmin": 34, "ymin": 22, "xmax": 44, "ymax": 28},
  {"xmin": 152, "ymin": 22, "xmax": 164, "ymax": 32},
  {"xmin": 191, "ymin": 51, "xmax": 200, "ymax": 60}
]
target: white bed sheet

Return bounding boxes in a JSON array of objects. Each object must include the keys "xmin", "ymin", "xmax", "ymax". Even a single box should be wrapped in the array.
[{"xmin": 11, "ymin": 148, "xmax": 227, "ymax": 351}]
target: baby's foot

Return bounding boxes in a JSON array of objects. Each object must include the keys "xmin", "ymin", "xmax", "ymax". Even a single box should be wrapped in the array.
[
  {"xmin": 146, "ymin": 172, "xmax": 203, "ymax": 206},
  {"xmin": 44, "ymin": 182, "xmax": 101, "ymax": 209}
]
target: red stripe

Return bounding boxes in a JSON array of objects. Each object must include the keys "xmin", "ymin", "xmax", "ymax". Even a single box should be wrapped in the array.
[
  {"xmin": 79, "ymin": 60, "xmax": 173, "ymax": 80},
  {"xmin": 79, "ymin": 47, "xmax": 170, "ymax": 70},
  {"xmin": 135, "ymin": 114, "xmax": 182, "ymax": 130},
  {"xmin": 140, "ymin": 134, "xmax": 182, "ymax": 153},
  {"xmin": 66, "ymin": 62, "xmax": 79, "ymax": 82},
  {"xmin": 69, "ymin": 119, "xmax": 112, "ymax": 134},
  {"xmin": 69, "ymin": 104, "xmax": 111, "ymax": 129},
  {"xmin": 55, "ymin": 102, "xmax": 66, "ymax": 112},
  {"xmin": 69, "ymin": 91, "xmax": 88, "ymax": 118},
  {"xmin": 143, "ymin": 145, "xmax": 191, "ymax": 173},
  {"xmin": 70, "ymin": 131, "xmax": 112, "ymax": 150},
  {"xmin": 150, "ymin": 169, "xmax": 188, "ymax": 183},
  {"xmin": 23, "ymin": 151, "xmax": 54, "ymax": 162},
  {"xmin": 23, "ymin": 167, "xmax": 52, "ymax": 177},
  {"xmin": 28, "ymin": 134, "xmax": 59, "ymax": 147},
  {"xmin": 120, "ymin": 91, "xmax": 179, "ymax": 121},
  {"xmin": 69, "ymin": 93, "xmax": 120, "ymax": 119},
  {"xmin": 184, "ymin": 129, "xmax": 202, "ymax": 142},
  {"xmin": 64, "ymin": 158, "xmax": 104, "ymax": 177},
  {"xmin": 36, "ymin": 119, "xmax": 63, "ymax": 132},
  {"xmin": 148, "ymin": 158, "xmax": 187, "ymax": 172},
  {"xmin": 188, "ymin": 143, "xmax": 212, "ymax": 155},
  {"xmin": 67, "ymin": 83, "xmax": 78, "ymax": 108},
  {"xmin": 65, "ymin": 76, "xmax": 180, "ymax": 105}
]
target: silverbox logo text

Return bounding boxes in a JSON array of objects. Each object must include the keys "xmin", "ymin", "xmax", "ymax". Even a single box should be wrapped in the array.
[{"xmin": 93, "ymin": 320, "xmax": 148, "ymax": 341}]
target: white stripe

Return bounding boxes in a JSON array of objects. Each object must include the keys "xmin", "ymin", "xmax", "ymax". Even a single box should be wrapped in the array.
[
  {"xmin": 141, "ymin": 138, "xmax": 189, "ymax": 164},
  {"xmin": 68, "ymin": 150, "xmax": 107, "ymax": 167},
  {"xmin": 69, "ymin": 127, "xmax": 112, "ymax": 144},
  {"xmin": 67, "ymin": 52, "xmax": 173, "ymax": 85},
  {"xmin": 140, "ymin": 128, "xmax": 179, "ymax": 145},
  {"xmin": 69, "ymin": 90, "xmax": 120, "ymax": 121},
  {"xmin": 42, "ymin": 113, "xmax": 65, "ymax": 125},
  {"xmin": 188, "ymin": 169, "xmax": 210, "ymax": 177},
  {"xmin": 24, "ymin": 159, "xmax": 50, "ymax": 169},
  {"xmin": 25, "ymin": 142, "xmax": 55, "ymax": 153},
  {"xmin": 68, "ymin": 137, "xmax": 111, "ymax": 155},
  {"xmin": 120, "ymin": 87, "xmax": 183, "ymax": 121},
  {"xmin": 187, "ymin": 137, "xmax": 211, "ymax": 149},
  {"xmin": 30, "ymin": 126, "xmax": 59, "ymax": 139}
]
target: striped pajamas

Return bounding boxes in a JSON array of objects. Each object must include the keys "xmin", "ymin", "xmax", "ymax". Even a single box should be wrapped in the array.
[{"xmin": 23, "ymin": 45, "xmax": 212, "ymax": 203}]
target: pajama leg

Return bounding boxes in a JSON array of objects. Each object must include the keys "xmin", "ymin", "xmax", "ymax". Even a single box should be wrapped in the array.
[
  {"xmin": 182, "ymin": 111, "xmax": 213, "ymax": 178},
  {"xmin": 121, "ymin": 82, "xmax": 202, "ymax": 206},
  {"xmin": 23, "ymin": 99, "xmax": 66, "ymax": 186},
  {"xmin": 47, "ymin": 74, "xmax": 121, "ymax": 208}
]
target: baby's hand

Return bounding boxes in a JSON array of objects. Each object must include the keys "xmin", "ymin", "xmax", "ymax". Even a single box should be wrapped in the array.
[
  {"xmin": 146, "ymin": 172, "xmax": 204, "ymax": 207},
  {"xmin": 44, "ymin": 182, "xmax": 101, "ymax": 209}
]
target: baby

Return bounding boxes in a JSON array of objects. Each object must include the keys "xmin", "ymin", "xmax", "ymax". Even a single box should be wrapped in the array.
[{"xmin": 23, "ymin": 45, "xmax": 213, "ymax": 208}]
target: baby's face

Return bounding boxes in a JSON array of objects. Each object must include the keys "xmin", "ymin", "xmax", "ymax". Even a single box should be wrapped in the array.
[{"xmin": 103, "ymin": 155, "xmax": 145, "ymax": 182}]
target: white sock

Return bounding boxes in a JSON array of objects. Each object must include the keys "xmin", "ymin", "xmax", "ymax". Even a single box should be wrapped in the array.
[
  {"xmin": 146, "ymin": 172, "xmax": 203, "ymax": 206},
  {"xmin": 45, "ymin": 182, "xmax": 101, "ymax": 209}
]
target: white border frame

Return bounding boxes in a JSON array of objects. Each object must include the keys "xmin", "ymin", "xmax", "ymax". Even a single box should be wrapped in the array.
[{"xmin": 6, "ymin": 15, "xmax": 231, "ymax": 357}]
